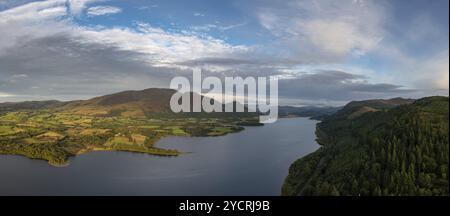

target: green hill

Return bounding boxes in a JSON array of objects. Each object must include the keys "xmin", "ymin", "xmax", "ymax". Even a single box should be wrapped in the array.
[
  {"xmin": 278, "ymin": 106, "xmax": 341, "ymax": 120},
  {"xmin": 326, "ymin": 97, "xmax": 415, "ymax": 120},
  {"xmin": 58, "ymin": 88, "xmax": 177, "ymax": 117},
  {"xmin": 0, "ymin": 88, "xmax": 260, "ymax": 166},
  {"xmin": 282, "ymin": 96, "xmax": 449, "ymax": 196},
  {"xmin": 0, "ymin": 100, "xmax": 63, "ymax": 114}
]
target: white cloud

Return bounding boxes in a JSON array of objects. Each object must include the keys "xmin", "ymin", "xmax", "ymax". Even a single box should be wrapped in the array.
[
  {"xmin": 193, "ymin": 12, "xmax": 204, "ymax": 17},
  {"xmin": 0, "ymin": 92, "xmax": 14, "ymax": 97},
  {"xmin": 257, "ymin": 12, "xmax": 279, "ymax": 32},
  {"xmin": 11, "ymin": 74, "xmax": 28, "ymax": 78},
  {"xmin": 38, "ymin": 5, "xmax": 67, "ymax": 17},
  {"xmin": 0, "ymin": 0, "xmax": 256, "ymax": 101},
  {"xmin": 413, "ymin": 50, "xmax": 449, "ymax": 90},
  {"xmin": 0, "ymin": 0, "xmax": 250, "ymax": 69},
  {"xmin": 1, "ymin": 0, "xmax": 447, "ymax": 102},
  {"xmin": 298, "ymin": 19, "xmax": 381, "ymax": 57},
  {"xmin": 68, "ymin": 0, "xmax": 100, "ymax": 16},
  {"xmin": 365, "ymin": 43, "xmax": 449, "ymax": 94},
  {"xmin": 0, "ymin": 0, "xmax": 66, "ymax": 21},
  {"xmin": 136, "ymin": 5, "xmax": 158, "ymax": 10},
  {"xmin": 0, "ymin": 0, "xmax": 70, "ymax": 56},
  {"xmin": 74, "ymin": 22, "xmax": 249, "ymax": 67},
  {"xmin": 255, "ymin": 0, "xmax": 448, "ymax": 93},
  {"xmin": 190, "ymin": 22, "xmax": 248, "ymax": 32},
  {"xmin": 0, "ymin": 0, "xmax": 35, "ymax": 10},
  {"xmin": 257, "ymin": 0, "xmax": 385, "ymax": 61},
  {"xmin": 87, "ymin": 5, "xmax": 121, "ymax": 17}
]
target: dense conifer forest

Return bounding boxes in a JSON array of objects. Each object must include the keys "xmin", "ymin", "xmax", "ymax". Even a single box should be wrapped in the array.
[{"xmin": 283, "ymin": 96, "xmax": 449, "ymax": 196}]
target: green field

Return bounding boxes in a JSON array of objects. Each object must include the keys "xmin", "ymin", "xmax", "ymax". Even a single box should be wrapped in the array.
[{"xmin": 0, "ymin": 110, "xmax": 259, "ymax": 166}]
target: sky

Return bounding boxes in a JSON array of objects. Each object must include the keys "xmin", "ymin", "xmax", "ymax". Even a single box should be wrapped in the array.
[{"xmin": 0, "ymin": 0, "xmax": 448, "ymax": 106}]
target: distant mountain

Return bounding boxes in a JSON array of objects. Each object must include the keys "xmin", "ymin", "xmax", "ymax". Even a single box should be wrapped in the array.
[
  {"xmin": 0, "ymin": 100, "xmax": 64, "ymax": 113},
  {"xmin": 0, "ymin": 88, "xmax": 258, "ymax": 119},
  {"xmin": 282, "ymin": 96, "xmax": 449, "ymax": 196},
  {"xmin": 278, "ymin": 98, "xmax": 414, "ymax": 121},
  {"xmin": 59, "ymin": 88, "xmax": 177, "ymax": 117},
  {"xmin": 278, "ymin": 106, "xmax": 341, "ymax": 120},
  {"xmin": 330, "ymin": 97, "xmax": 415, "ymax": 120}
]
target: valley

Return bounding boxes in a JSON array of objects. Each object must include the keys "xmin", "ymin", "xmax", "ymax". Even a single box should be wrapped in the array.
[{"xmin": 1, "ymin": 88, "xmax": 448, "ymax": 196}]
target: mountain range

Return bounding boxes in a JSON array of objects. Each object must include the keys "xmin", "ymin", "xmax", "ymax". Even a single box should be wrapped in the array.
[{"xmin": 1, "ymin": 88, "xmax": 448, "ymax": 196}]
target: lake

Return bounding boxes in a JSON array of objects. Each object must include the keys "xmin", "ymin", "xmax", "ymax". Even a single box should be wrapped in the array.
[{"xmin": 0, "ymin": 118, "xmax": 319, "ymax": 195}]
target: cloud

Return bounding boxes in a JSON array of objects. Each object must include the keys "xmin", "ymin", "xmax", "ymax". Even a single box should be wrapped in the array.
[
  {"xmin": 7, "ymin": 73, "xmax": 28, "ymax": 84},
  {"xmin": 0, "ymin": 0, "xmax": 34, "ymax": 10},
  {"xmin": 10, "ymin": 74, "xmax": 28, "ymax": 79},
  {"xmin": 0, "ymin": 34, "xmax": 186, "ymax": 101},
  {"xmin": 180, "ymin": 57, "xmax": 262, "ymax": 67},
  {"xmin": 0, "ymin": 92, "xmax": 14, "ymax": 97},
  {"xmin": 278, "ymin": 70, "xmax": 415, "ymax": 101},
  {"xmin": 87, "ymin": 5, "xmax": 121, "ymax": 17},
  {"xmin": 0, "ymin": 1, "xmax": 250, "ymax": 67},
  {"xmin": 256, "ymin": 0, "xmax": 385, "ymax": 62},
  {"xmin": 0, "ymin": 0, "xmax": 447, "ymax": 104},
  {"xmin": 374, "ymin": 44, "xmax": 449, "ymax": 92},
  {"xmin": 136, "ymin": 5, "xmax": 158, "ymax": 10},
  {"xmin": 298, "ymin": 19, "xmax": 381, "ymax": 57},
  {"xmin": 0, "ymin": 0, "xmax": 251, "ymax": 101},
  {"xmin": 68, "ymin": 0, "xmax": 100, "ymax": 16},
  {"xmin": 412, "ymin": 50, "xmax": 449, "ymax": 90},
  {"xmin": 190, "ymin": 22, "xmax": 248, "ymax": 32},
  {"xmin": 74, "ymin": 22, "xmax": 250, "ymax": 67},
  {"xmin": 0, "ymin": 0, "xmax": 66, "ymax": 21},
  {"xmin": 193, "ymin": 12, "xmax": 205, "ymax": 17},
  {"xmin": 253, "ymin": 0, "xmax": 448, "ymax": 93}
]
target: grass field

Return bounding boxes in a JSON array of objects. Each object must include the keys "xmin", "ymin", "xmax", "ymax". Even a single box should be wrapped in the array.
[{"xmin": 0, "ymin": 110, "xmax": 259, "ymax": 166}]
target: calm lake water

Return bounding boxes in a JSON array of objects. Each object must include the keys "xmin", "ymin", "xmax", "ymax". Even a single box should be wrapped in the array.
[{"xmin": 0, "ymin": 118, "xmax": 319, "ymax": 195}]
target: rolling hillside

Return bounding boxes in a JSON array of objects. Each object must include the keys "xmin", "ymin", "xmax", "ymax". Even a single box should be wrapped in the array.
[
  {"xmin": 278, "ymin": 106, "xmax": 341, "ymax": 120},
  {"xmin": 0, "ymin": 88, "xmax": 258, "ymax": 118},
  {"xmin": 0, "ymin": 88, "xmax": 261, "ymax": 166},
  {"xmin": 0, "ymin": 100, "xmax": 64, "ymax": 114},
  {"xmin": 282, "ymin": 96, "xmax": 449, "ymax": 196},
  {"xmin": 59, "ymin": 88, "xmax": 177, "ymax": 117}
]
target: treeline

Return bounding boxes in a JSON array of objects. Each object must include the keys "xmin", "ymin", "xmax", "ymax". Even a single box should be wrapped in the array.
[
  {"xmin": 0, "ymin": 141, "xmax": 71, "ymax": 165},
  {"xmin": 282, "ymin": 96, "xmax": 449, "ymax": 196}
]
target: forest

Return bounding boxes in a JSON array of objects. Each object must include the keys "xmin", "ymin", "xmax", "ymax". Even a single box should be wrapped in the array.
[{"xmin": 282, "ymin": 96, "xmax": 449, "ymax": 196}]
